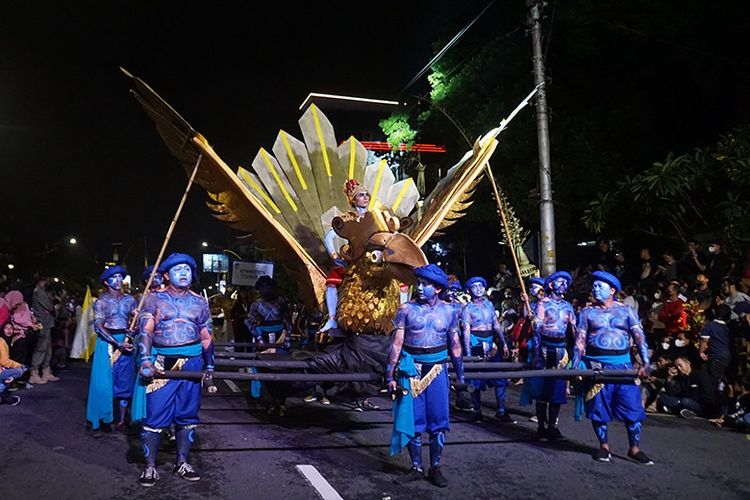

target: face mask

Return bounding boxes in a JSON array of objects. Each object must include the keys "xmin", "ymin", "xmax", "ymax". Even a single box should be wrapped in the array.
[
  {"xmin": 654, "ymin": 292, "xmax": 661, "ymax": 300},
  {"xmin": 675, "ymin": 339, "xmax": 687, "ymax": 347},
  {"xmin": 661, "ymin": 342, "xmax": 670, "ymax": 350},
  {"xmin": 708, "ymin": 245, "xmax": 718, "ymax": 254}
]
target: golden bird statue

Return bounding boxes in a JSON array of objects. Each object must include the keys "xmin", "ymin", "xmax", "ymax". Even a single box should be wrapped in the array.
[{"xmin": 122, "ymin": 69, "xmax": 539, "ymax": 337}]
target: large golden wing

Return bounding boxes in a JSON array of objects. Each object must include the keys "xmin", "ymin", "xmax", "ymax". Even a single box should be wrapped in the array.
[
  {"xmin": 406, "ymin": 84, "xmax": 542, "ymax": 246},
  {"xmin": 122, "ymin": 69, "xmax": 327, "ymax": 306}
]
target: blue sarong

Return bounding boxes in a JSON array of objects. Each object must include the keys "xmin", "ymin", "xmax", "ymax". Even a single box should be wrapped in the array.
[
  {"xmin": 574, "ymin": 353, "xmax": 644, "ymax": 423},
  {"xmin": 131, "ymin": 343, "xmax": 203, "ymax": 423},
  {"xmin": 86, "ymin": 333, "xmax": 132, "ymax": 429},
  {"xmin": 249, "ymin": 323, "xmax": 286, "ymax": 398},
  {"xmin": 390, "ymin": 350, "xmax": 448, "ymax": 456}
]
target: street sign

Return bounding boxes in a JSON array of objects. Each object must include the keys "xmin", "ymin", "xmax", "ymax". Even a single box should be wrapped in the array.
[{"xmin": 231, "ymin": 261, "xmax": 274, "ymax": 286}]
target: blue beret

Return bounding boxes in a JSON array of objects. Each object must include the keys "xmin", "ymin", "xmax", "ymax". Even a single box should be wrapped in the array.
[
  {"xmin": 142, "ymin": 265, "xmax": 156, "ymax": 283},
  {"xmin": 158, "ymin": 253, "xmax": 198, "ymax": 278},
  {"xmin": 447, "ymin": 278, "xmax": 462, "ymax": 291},
  {"xmin": 528, "ymin": 277, "xmax": 545, "ymax": 288},
  {"xmin": 100, "ymin": 265, "xmax": 128, "ymax": 283},
  {"xmin": 414, "ymin": 264, "xmax": 450, "ymax": 288},
  {"xmin": 545, "ymin": 270, "xmax": 573, "ymax": 289},
  {"xmin": 592, "ymin": 270, "xmax": 621, "ymax": 293},
  {"xmin": 465, "ymin": 276, "xmax": 488, "ymax": 289}
]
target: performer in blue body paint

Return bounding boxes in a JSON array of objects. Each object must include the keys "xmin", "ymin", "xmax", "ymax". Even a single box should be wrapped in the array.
[
  {"xmin": 531, "ymin": 271, "xmax": 576, "ymax": 441},
  {"xmin": 245, "ymin": 276, "xmax": 292, "ymax": 350},
  {"xmin": 387, "ymin": 264, "xmax": 465, "ymax": 488},
  {"xmin": 519, "ymin": 276, "xmax": 547, "ymax": 411},
  {"xmin": 86, "ymin": 265, "xmax": 137, "ymax": 431},
  {"xmin": 142, "ymin": 265, "xmax": 165, "ymax": 292},
  {"xmin": 462, "ymin": 276, "xmax": 514, "ymax": 423},
  {"xmin": 244, "ymin": 275, "xmax": 293, "ymax": 414},
  {"xmin": 441, "ymin": 276, "xmax": 472, "ymax": 411},
  {"xmin": 572, "ymin": 270, "xmax": 654, "ymax": 465},
  {"xmin": 135, "ymin": 253, "xmax": 215, "ymax": 486}
]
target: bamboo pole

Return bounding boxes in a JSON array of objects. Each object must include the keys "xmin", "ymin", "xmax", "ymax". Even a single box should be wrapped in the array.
[{"xmin": 128, "ymin": 154, "xmax": 203, "ymax": 332}]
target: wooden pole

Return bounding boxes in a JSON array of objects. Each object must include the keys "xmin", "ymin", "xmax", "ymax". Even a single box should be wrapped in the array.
[
  {"xmin": 484, "ymin": 162, "xmax": 533, "ymax": 317},
  {"xmin": 128, "ymin": 154, "xmax": 203, "ymax": 332}
]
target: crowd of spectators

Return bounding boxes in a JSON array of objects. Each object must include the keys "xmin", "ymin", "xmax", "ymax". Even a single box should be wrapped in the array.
[
  {"xmin": 0, "ymin": 273, "xmax": 78, "ymax": 405},
  {"xmin": 487, "ymin": 238, "xmax": 750, "ymax": 432}
]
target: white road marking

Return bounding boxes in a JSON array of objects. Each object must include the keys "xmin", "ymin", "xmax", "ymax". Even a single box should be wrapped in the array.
[
  {"xmin": 296, "ymin": 464, "xmax": 344, "ymax": 500},
  {"xmin": 224, "ymin": 379, "xmax": 241, "ymax": 393}
]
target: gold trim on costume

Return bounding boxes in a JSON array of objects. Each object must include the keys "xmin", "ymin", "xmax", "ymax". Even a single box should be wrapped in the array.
[
  {"xmin": 410, "ymin": 363, "xmax": 444, "ymax": 398},
  {"xmin": 146, "ymin": 357, "xmax": 187, "ymax": 394}
]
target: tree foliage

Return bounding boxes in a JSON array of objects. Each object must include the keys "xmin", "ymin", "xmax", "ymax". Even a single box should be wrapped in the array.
[
  {"xmin": 582, "ymin": 125, "xmax": 750, "ymax": 251},
  {"xmin": 380, "ymin": 0, "xmax": 749, "ymax": 268}
]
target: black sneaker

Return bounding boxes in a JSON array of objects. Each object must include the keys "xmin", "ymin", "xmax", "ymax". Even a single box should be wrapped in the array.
[
  {"xmin": 427, "ymin": 466, "xmax": 448, "ymax": 488},
  {"xmin": 355, "ymin": 399, "xmax": 380, "ymax": 411},
  {"xmin": 394, "ymin": 467, "xmax": 424, "ymax": 485},
  {"xmin": 1, "ymin": 394, "xmax": 20, "ymax": 406},
  {"xmin": 173, "ymin": 462, "xmax": 201, "ymax": 481},
  {"xmin": 593, "ymin": 448, "xmax": 612, "ymax": 462},
  {"xmin": 494, "ymin": 412, "xmax": 517, "ymax": 424},
  {"xmin": 139, "ymin": 466, "xmax": 159, "ymax": 487},
  {"xmin": 546, "ymin": 426, "xmax": 566, "ymax": 442},
  {"xmin": 536, "ymin": 426, "xmax": 547, "ymax": 440},
  {"xmin": 469, "ymin": 411, "xmax": 484, "ymax": 422},
  {"xmin": 679, "ymin": 408, "xmax": 697, "ymax": 418},
  {"xmin": 628, "ymin": 450, "xmax": 655, "ymax": 465}
]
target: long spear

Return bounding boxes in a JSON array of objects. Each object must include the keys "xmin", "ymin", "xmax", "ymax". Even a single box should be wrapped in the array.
[{"xmin": 127, "ymin": 154, "xmax": 203, "ymax": 333}]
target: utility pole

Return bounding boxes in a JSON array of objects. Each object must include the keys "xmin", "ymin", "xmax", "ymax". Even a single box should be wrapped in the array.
[{"xmin": 528, "ymin": 0, "xmax": 556, "ymax": 275}]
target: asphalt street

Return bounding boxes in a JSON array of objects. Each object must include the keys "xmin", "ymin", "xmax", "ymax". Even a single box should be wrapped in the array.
[{"xmin": 1, "ymin": 362, "xmax": 749, "ymax": 500}]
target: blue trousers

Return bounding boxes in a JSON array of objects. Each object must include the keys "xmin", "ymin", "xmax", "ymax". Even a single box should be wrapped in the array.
[
  {"xmin": 413, "ymin": 363, "xmax": 450, "ymax": 434},
  {"xmin": 584, "ymin": 362, "xmax": 645, "ymax": 423},
  {"xmin": 144, "ymin": 356, "xmax": 202, "ymax": 430}
]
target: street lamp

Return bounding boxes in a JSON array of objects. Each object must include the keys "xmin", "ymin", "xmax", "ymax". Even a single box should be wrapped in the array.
[
  {"xmin": 69, "ymin": 237, "xmax": 77, "ymax": 245},
  {"xmin": 7, "ymin": 264, "xmax": 14, "ymax": 270},
  {"xmin": 201, "ymin": 241, "xmax": 209, "ymax": 248}
]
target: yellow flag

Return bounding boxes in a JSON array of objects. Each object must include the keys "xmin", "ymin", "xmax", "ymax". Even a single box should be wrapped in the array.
[{"xmin": 70, "ymin": 286, "xmax": 96, "ymax": 361}]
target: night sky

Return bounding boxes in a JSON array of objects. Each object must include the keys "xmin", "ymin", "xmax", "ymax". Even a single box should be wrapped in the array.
[
  {"xmin": 1, "ymin": 1, "xmax": 747, "ymax": 283},
  {"xmin": 1, "ymin": 1, "xmax": 452, "ymax": 275}
]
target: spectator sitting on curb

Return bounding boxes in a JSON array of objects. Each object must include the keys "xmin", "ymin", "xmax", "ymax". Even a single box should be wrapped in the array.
[
  {"xmin": 659, "ymin": 357, "xmax": 718, "ymax": 418},
  {"xmin": 1, "ymin": 322, "xmax": 27, "ymax": 405}
]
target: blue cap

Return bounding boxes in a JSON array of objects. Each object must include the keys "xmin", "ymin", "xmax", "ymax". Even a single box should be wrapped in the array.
[
  {"xmin": 447, "ymin": 277, "xmax": 462, "ymax": 291},
  {"xmin": 545, "ymin": 270, "xmax": 573, "ymax": 290},
  {"xmin": 158, "ymin": 253, "xmax": 198, "ymax": 278},
  {"xmin": 414, "ymin": 264, "xmax": 450, "ymax": 288},
  {"xmin": 528, "ymin": 277, "xmax": 545, "ymax": 288},
  {"xmin": 142, "ymin": 265, "xmax": 156, "ymax": 283},
  {"xmin": 592, "ymin": 270, "xmax": 621, "ymax": 293},
  {"xmin": 465, "ymin": 276, "xmax": 488, "ymax": 289},
  {"xmin": 100, "ymin": 265, "xmax": 128, "ymax": 283}
]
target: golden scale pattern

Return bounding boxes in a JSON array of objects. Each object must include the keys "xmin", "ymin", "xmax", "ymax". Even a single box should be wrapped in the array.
[{"xmin": 336, "ymin": 261, "xmax": 402, "ymax": 336}]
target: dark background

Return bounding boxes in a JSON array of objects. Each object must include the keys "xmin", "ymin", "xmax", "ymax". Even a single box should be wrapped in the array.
[{"xmin": 1, "ymin": 1, "xmax": 748, "ymax": 288}]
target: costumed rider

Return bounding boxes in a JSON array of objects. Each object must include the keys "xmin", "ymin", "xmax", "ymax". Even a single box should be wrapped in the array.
[
  {"xmin": 387, "ymin": 264, "xmax": 465, "ymax": 488},
  {"xmin": 319, "ymin": 178, "xmax": 370, "ymax": 333},
  {"xmin": 530, "ymin": 271, "xmax": 576, "ymax": 441},
  {"xmin": 572, "ymin": 270, "xmax": 654, "ymax": 465},
  {"xmin": 135, "ymin": 253, "xmax": 215, "ymax": 486},
  {"xmin": 462, "ymin": 276, "xmax": 514, "ymax": 423},
  {"xmin": 86, "ymin": 265, "xmax": 137, "ymax": 431},
  {"xmin": 244, "ymin": 275, "xmax": 292, "ymax": 350}
]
